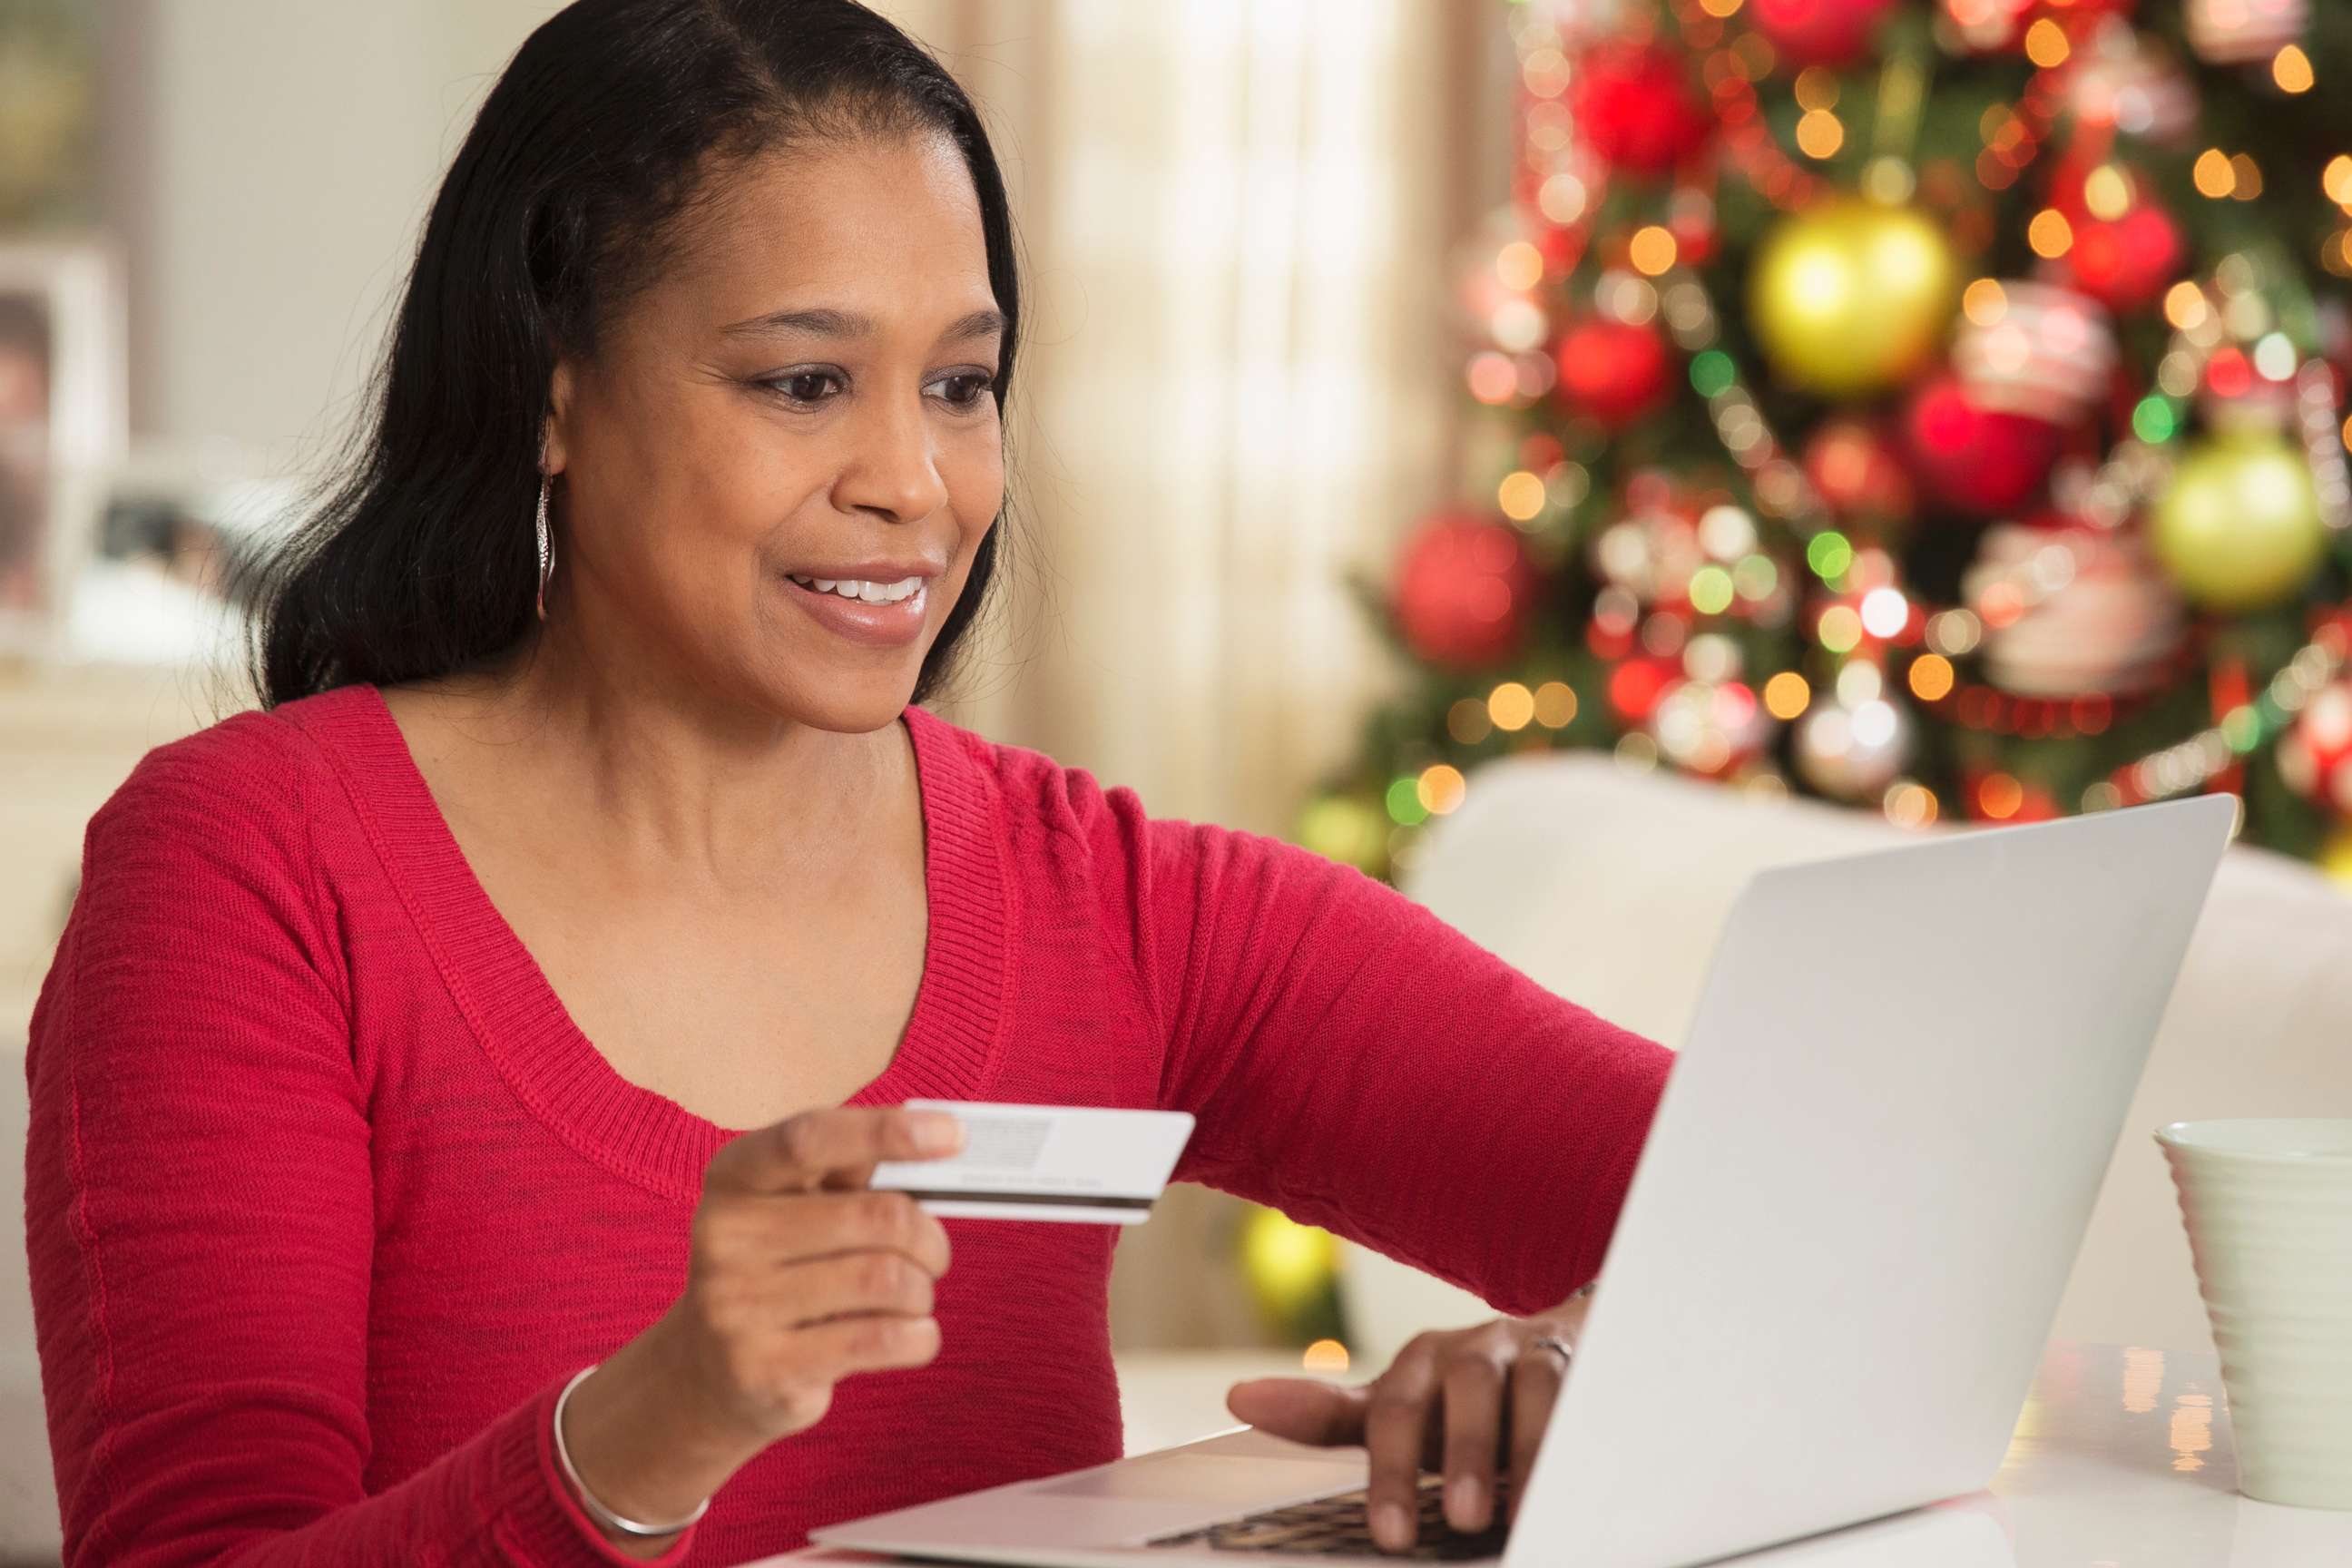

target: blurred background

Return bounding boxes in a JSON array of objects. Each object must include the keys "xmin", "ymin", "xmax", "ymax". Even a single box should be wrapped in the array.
[{"xmin": 6, "ymin": 0, "xmax": 2352, "ymax": 1528}]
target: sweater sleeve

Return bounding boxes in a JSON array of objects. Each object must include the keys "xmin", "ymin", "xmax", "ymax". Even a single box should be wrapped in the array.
[
  {"xmin": 1069, "ymin": 770, "xmax": 1674, "ymax": 1318},
  {"xmin": 23, "ymin": 718, "xmax": 699, "ymax": 1567}
]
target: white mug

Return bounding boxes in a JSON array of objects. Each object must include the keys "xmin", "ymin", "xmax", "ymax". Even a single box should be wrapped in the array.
[{"xmin": 2157, "ymin": 1118, "xmax": 2352, "ymax": 1510}]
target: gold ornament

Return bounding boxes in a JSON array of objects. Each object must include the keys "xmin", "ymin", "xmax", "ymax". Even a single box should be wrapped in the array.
[
  {"xmin": 1295, "ymin": 795, "xmax": 1388, "ymax": 875},
  {"xmin": 2149, "ymin": 431, "xmax": 2328, "ymax": 612},
  {"xmin": 2320, "ymin": 821, "xmax": 2352, "ymax": 889},
  {"xmin": 1240, "ymin": 1206, "xmax": 1339, "ymax": 1332},
  {"xmin": 1748, "ymin": 199, "xmax": 1961, "ymax": 399}
]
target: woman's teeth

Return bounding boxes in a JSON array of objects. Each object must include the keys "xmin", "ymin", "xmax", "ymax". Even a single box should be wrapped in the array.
[{"xmin": 787, "ymin": 574, "xmax": 921, "ymax": 604}]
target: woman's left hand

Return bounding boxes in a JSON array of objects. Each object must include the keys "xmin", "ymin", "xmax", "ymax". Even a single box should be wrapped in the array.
[{"xmin": 1223, "ymin": 1289, "xmax": 1593, "ymax": 1555}]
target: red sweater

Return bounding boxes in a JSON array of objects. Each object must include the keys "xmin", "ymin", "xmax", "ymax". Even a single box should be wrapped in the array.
[{"xmin": 24, "ymin": 681, "xmax": 1671, "ymax": 1566}]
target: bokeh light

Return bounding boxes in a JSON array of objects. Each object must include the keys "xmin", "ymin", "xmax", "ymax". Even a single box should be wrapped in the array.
[
  {"xmin": 2193, "ymin": 148, "xmax": 2234, "ymax": 200},
  {"xmin": 2024, "ymin": 19, "xmax": 2069, "ymax": 68},
  {"xmin": 2162, "ymin": 282, "xmax": 2209, "ymax": 331},
  {"xmin": 1884, "ymin": 781, "xmax": 1938, "ymax": 828},
  {"xmin": 1689, "ymin": 565, "xmax": 1735, "ymax": 615},
  {"xmin": 1962, "ymin": 278, "xmax": 2005, "ymax": 327},
  {"xmin": 1496, "ymin": 241, "xmax": 1544, "ymax": 292},
  {"xmin": 1764, "ymin": 671, "xmax": 1811, "ymax": 720},
  {"xmin": 1385, "ymin": 777, "xmax": 1430, "ymax": 827},
  {"xmin": 1807, "ymin": 531, "xmax": 1854, "ymax": 582},
  {"xmin": 1860, "ymin": 586, "xmax": 1909, "ymax": 640},
  {"xmin": 1417, "ymin": 764, "xmax": 1467, "ymax": 815},
  {"xmin": 1497, "ymin": 470, "xmax": 1546, "ymax": 522},
  {"xmin": 1629, "ymin": 225, "xmax": 1679, "ymax": 276},
  {"xmin": 1488, "ymin": 682, "xmax": 1535, "ymax": 731},
  {"xmin": 2027, "ymin": 209, "xmax": 2073, "ymax": 258},
  {"xmin": 1978, "ymin": 772, "xmax": 2024, "ymax": 819},
  {"xmin": 2324, "ymin": 154, "xmax": 2352, "ymax": 209},
  {"xmin": 1795, "ymin": 110, "xmax": 1843, "ymax": 160},
  {"xmin": 2082, "ymin": 165, "xmax": 2131, "ymax": 220},
  {"xmin": 1301, "ymin": 1339, "xmax": 1350, "ymax": 1374},
  {"xmin": 2273, "ymin": 45, "xmax": 2313, "ymax": 95}
]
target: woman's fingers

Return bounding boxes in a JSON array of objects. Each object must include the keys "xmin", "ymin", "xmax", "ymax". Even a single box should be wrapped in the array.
[
  {"xmin": 780, "ymin": 1247, "xmax": 938, "ymax": 1326},
  {"xmin": 1223, "ymin": 1377, "xmax": 1369, "ymax": 1446},
  {"xmin": 1364, "ymin": 1340, "xmax": 1442, "ymax": 1553},
  {"xmin": 706, "ymin": 1105, "xmax": 965, "ymax": 1195},
  {"xmin": 782, "ymin": 1303, "xmax": 946, "ymax": 1380},
  {"xmin": 699, "ymin": 1188, "xmax": 952, "ymax": 1279},
  {"xmin": 1439, "ymin": 1347, "xmax": 1510, "ymax": 1533},
  {"xmin": 1233, "ymin": 1318, "xmax": 1580, "ymax": 1554},
  {"xmin": 1506, "ymin": 1339, "xmax": 1570, "ymax": 1526}
]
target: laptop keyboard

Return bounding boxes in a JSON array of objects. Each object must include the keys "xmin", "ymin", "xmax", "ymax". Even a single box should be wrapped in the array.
[{"xmin": 1143, "ymin": 1473, "xmax": 1512, "ymax": 1560}]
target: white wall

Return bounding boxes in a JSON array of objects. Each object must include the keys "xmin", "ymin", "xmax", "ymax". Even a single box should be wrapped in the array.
[
  {"xmin": 114, "ymin": 3, "xmax": 990, "ymax": 459},
  {"xmin": 123, "ymin": 0, "xmax": 560, "ymax": 456}
]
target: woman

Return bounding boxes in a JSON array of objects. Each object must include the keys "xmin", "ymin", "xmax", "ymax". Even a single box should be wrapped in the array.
[{"xmin": 24, "ymin": 2, "xmax": 1671, "ymax": 1563}]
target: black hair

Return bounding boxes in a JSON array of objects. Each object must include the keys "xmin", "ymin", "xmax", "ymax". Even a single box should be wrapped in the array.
[{"xmin": 239, "ymin": 0, "xmax": 1021, "ymax": 709}]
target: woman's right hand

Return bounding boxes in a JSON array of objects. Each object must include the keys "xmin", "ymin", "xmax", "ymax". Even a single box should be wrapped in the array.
[
  {"xmin": 673, "ymin": 1103, "xmax": 965, "ymax": 1439},
  {"xmin": 556, "ymin": 1104, "xmax": 967, "ymax": 1551}
]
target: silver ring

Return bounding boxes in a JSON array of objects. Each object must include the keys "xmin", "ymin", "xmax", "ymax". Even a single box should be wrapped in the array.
[{"xmin": 1528, "ymin": 1334, "xmax": 1574, "ymax": 1367}]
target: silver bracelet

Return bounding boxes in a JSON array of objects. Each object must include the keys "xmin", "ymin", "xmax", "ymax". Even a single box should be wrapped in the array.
[{"xmin": 553, "ymin": 1364, "xmax": 713, "ymax": 1539}]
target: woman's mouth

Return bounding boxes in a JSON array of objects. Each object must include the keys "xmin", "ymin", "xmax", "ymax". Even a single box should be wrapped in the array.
[{"xmin": 781, "ymin": 573, "xmax": 929, "ymax": 648}]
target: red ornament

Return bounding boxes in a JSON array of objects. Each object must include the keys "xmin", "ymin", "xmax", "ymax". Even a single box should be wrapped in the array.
[
  {"xmin": 1553, "ymin": 318, "xmax": 1674, "ymax": 429},
  {"xmin": 2278, "ymin": 682, "xmax": 2352, "ymax": 814},
  {"xmin": 1901, "ymin": 374, "xmax": 2063, "ymax": 516},
  {"xmin": 1801, "ymin": 416, "xmax": 1916, "ymax": 523},
  {"xmin": 1569, "ymin": 43, "xmax": 1713, "ymax": 178},
  {"xmin": 1750, "ymin": 0, "xmax": 1898, "ymax": 68},
  {"xmin": 2065, "ymin": 203, "xmax": 2183, "ymax": 314},
  {"xmin": 1607, "ymin": 655, "xmax": 1681, "ymax": 724},
  {"xmin": 1392, "ymin": 511, "xmax": 1539, "ymax": 670}
]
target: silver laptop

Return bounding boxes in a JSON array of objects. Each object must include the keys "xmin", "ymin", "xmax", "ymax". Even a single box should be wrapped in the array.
[{"xmin": 810, "ymin": 795, "xmax": 2235, "ymax": 1568}]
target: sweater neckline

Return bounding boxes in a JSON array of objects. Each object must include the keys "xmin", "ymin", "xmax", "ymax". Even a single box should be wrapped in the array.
[{"xmin": 306, "ymin": 682, "xmax": 1011, "ymax": 1203}]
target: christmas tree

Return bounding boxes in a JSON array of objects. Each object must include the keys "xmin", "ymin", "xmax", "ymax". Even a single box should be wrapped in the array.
[{"xmin": 1303, "ymin": 0, "xmax": 2352, "ymax": 887}]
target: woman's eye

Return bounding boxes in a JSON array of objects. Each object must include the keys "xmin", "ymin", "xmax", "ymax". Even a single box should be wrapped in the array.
[
  {"xmin": 935, "ymin": 372, "xmax": 996, "ymax": 410},
  {"xmin": 765, "ymin": 370, "xmax": 843, "ymax": 406}
]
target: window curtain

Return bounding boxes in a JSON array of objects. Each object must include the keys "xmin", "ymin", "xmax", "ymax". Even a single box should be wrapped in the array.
[{"xmin": 881, "ymin": 0, "xmax": 1504, "ymax": 839}]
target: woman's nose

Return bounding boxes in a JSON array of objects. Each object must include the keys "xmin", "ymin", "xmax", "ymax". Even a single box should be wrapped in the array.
[{"xmin": 834, "ymin": 388, "xmax": 950, "ymax": 524}]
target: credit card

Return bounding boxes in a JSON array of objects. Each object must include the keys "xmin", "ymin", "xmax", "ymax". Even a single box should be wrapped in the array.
[{"xmin": 868, "ymin": 1100, "xmax": 1196, "ymax": 1223}]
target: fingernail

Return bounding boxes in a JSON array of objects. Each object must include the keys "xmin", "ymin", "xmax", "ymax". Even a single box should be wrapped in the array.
[
  {"xmin": 914, "ymin": 1113, "xmax": 965, "ymax": 1153},
  {"xmin": 1447, "ymin": 1475, "xmax": 1484, "ymax": 1529},
  {"xmin": 1374, "ymin": 1502, "xmax": 1413, "ymax": 1550}
]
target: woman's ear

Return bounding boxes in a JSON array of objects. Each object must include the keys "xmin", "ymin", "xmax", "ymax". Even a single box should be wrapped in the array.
[{"xmin": 543, "ymin": 360, "xmax": 576, "ymax": 475}]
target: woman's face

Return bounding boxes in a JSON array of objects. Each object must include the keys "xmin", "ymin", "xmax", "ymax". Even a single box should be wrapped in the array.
[{"xmin": 547, "ymin": 130, "xmax": 1004, "ymax": 732}]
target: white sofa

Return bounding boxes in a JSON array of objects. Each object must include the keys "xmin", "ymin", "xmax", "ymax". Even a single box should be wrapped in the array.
[
  {"xmin": 1, "ymin": 667, "xmax": 221, "ymax": 1563},
  {"xmin": 1338, "ymin": 751, "xmax": 2352, "ymax": 1368}
]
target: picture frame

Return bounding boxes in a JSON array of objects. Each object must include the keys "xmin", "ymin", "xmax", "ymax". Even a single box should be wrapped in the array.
[
  {"xmin": 54, "ymin": 441, "xmax": 299, "ymax": 669},
  {"xmin": 0, "ymin": 239, "xmax": 128, "ymax": 658}
]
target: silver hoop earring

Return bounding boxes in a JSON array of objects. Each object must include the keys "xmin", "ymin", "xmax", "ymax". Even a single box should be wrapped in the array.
[{"xmin": 534, "ymin": 475, "xmax": 554, "ymax": 622}]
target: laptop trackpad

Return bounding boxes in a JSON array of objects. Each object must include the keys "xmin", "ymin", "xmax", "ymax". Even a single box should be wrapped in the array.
[{"xmin": 1032, "ymin": 1450, "xmax": 1366, "ymax": 1507}]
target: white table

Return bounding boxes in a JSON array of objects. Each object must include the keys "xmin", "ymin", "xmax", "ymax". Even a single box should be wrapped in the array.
[{"xmin": 765, "ymin": 1341, "xmax": 2352, "ymax": 1565}]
